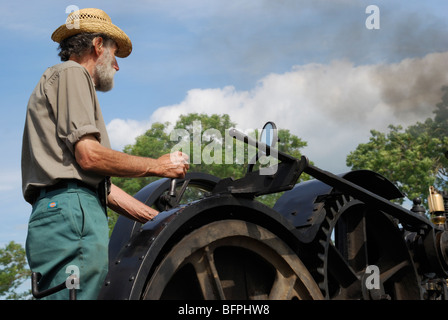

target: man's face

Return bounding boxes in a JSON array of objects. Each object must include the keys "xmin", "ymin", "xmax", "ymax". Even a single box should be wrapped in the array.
[{"xmin": 94, "ymin": 44, "xmax": 119, "ymax": 92}]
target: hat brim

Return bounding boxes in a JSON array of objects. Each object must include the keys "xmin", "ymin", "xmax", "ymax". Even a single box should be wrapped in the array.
[{"xmin": 51, "ymin": 21, "xmax": 132, "ymax": 58}]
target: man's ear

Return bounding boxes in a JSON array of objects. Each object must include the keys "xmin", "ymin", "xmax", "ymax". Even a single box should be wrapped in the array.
[{"xmin": 93, "ymin": 37, "xmax": 104, "ymax": 57}]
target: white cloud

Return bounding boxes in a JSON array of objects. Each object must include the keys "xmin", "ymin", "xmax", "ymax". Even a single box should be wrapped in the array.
[
  {"xmin": 106, "ymin": 118, "xmax": 151, "ymax": 151},
  {"xmin": 107, "ymin": 51, "xmax": 448, "ymax": 173}
]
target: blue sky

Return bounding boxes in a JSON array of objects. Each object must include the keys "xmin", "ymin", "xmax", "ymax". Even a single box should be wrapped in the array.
[{"xmin": 1, "ymin": 0, "xmax": 448, "ymax": 253}]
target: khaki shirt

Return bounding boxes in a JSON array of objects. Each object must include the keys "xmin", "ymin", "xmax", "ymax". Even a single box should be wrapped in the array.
[{"xmin": 21, "ymin": 60, "xmax": 111, "ymax": 204}]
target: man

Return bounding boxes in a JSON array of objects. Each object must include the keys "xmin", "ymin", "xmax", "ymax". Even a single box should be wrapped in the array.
[{"xmin": 21, "ymin": 8, "xmax": 189, "ymax": 300}]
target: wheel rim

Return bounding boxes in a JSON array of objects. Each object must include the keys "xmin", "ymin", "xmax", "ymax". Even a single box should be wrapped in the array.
[{"xmin": 141, "ymin": 219, "xmax": 323, "ymax": 300}]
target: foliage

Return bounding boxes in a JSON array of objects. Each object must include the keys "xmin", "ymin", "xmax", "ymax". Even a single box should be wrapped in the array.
[
  {"xmin": 0, "ymin": 241, "xmax": 31, "ymax": 300},
  {"xmin": 346, "ymin": 86, "xmax": 448, "ymax": 204}
]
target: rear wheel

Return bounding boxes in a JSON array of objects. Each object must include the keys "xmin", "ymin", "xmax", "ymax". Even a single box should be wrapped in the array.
[
  {"xmin": 314, "ymin": 195, "xmax": 422, "ymax": 299},
  {"xmin": 141, "ymin": 219, "xmax": 323, "ymax": 300}
]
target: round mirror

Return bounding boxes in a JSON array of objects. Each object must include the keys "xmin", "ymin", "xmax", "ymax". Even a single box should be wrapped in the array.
[{"xmin": 260, "ymin": 121, "xmax": 278, "ymax": 148}]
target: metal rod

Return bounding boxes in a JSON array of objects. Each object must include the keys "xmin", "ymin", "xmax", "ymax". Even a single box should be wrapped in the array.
[
  {"xmin": 31, "ymin": 272, "xmax": 70, "ymax": 299},
  {"xmin": 229, "ymin": 128, "xmax": 296, "ymax": 163}
]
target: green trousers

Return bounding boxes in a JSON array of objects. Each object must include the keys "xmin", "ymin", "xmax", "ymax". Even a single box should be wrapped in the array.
[{"xmin": 26, "ymin": 182, "xmax": 109, "ymax": 300}]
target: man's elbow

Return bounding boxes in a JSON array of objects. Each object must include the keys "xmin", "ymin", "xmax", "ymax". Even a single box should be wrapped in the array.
[
  {"xmin": 74, "ymin": 137, "xmax": 101, "ymax": 171},
  {"xmin": 76, "ymin": 153, "xmax": 97, "ymax": 171}
]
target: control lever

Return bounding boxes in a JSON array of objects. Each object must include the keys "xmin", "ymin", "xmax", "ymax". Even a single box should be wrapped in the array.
[
  {"xmin": 159, "ymin": 178, "xmax": 190, "ymax": 211},
  {"xmin": 169, "ymin": 179, "xmax": 177, "ymax": 197},
  {"xmin": 160, "ymin": 178, "xmax": 177, "ymax": 211}
]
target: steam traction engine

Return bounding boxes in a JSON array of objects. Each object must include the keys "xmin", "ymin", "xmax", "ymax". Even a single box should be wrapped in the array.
[{"xmin": 98, "ymin": 122, "xmax": 448, "ymax": 300}]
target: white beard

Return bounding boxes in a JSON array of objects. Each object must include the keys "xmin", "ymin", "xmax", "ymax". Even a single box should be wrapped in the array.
[{"xmin": 94, "ymin": 48, "xmax": 116, "ymax": 92}]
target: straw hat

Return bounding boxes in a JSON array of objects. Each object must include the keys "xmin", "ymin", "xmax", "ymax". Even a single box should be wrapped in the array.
[{"xmin": 51, "ymin": 8, "xmax": 132, "ymax": 58}]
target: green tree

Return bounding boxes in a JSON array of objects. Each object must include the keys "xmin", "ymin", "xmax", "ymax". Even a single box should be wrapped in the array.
[
  {"xmin": 346, "ymin": 86, "xmax": 448, "ymax": 204},
  {"xmin": 109, "ymin": 113, "xmax": 309, "ymax": 232},
  {"xmin": 0, "ymin": 241, "xmax": 31, "ymax": 300}
]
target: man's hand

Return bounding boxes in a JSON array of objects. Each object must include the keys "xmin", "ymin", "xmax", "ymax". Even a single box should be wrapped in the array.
[
  {"xmin": 108, "ymin": 184, "xmax": 159, "ymax": 223},
  {"xmin": 155, "ymin": 151, "xmax": 190, "ymax": 179}
]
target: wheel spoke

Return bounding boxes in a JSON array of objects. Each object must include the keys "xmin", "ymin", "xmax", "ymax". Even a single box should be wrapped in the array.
[
  {"xmin": 189, "ymin": 246, "xmax": 225, "ymax": 299},
  {"xmin": 344, "ymin": 211, "xmax": 368, "ymax": 271},
  {"xmin": 328, "ymin": 242, "xmax": 359, "ymax": 287},
  {"xmin": 268, "ymin": 271, "xmax": 297, "ymax": 299},
  {"xmin": 379, "ymin": 260, "xmax": 409, "ymax": 283}
]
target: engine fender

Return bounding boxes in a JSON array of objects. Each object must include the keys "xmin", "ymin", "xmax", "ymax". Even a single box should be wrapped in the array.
[
  {"xmin": 99, "ymin": 192, "xmax": 298, "ymax": 300},
  {"xmin": 273, "ymin": 169, "xmax": 404, "ymax": 243}
]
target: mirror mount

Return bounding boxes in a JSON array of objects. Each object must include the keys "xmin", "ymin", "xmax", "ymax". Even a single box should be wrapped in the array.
[
  {"xmin": 247, "ymin": 121, "xmax": 279, "ymax": 173},
  {"xmin": 260, "ymin": 121, "xmax": 278, "ymax": 150}
]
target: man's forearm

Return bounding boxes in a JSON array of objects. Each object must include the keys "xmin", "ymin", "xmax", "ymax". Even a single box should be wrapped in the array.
[
  {"xmin": 75, "ymin": 135, "xmax": 158, "ymax": 177},
  {"xmin": 74, "ymin": 135, "xmax": 188, "ymax": 178},
  {"xmin": 107, "ymin": 184, "xmax": 158, "ymax": 223}
]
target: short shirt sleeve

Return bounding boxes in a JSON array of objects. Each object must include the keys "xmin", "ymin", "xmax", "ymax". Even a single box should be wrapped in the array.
[{"xmin": 45, "ymin": 64, "xmax": 101, "ymax": 154}]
